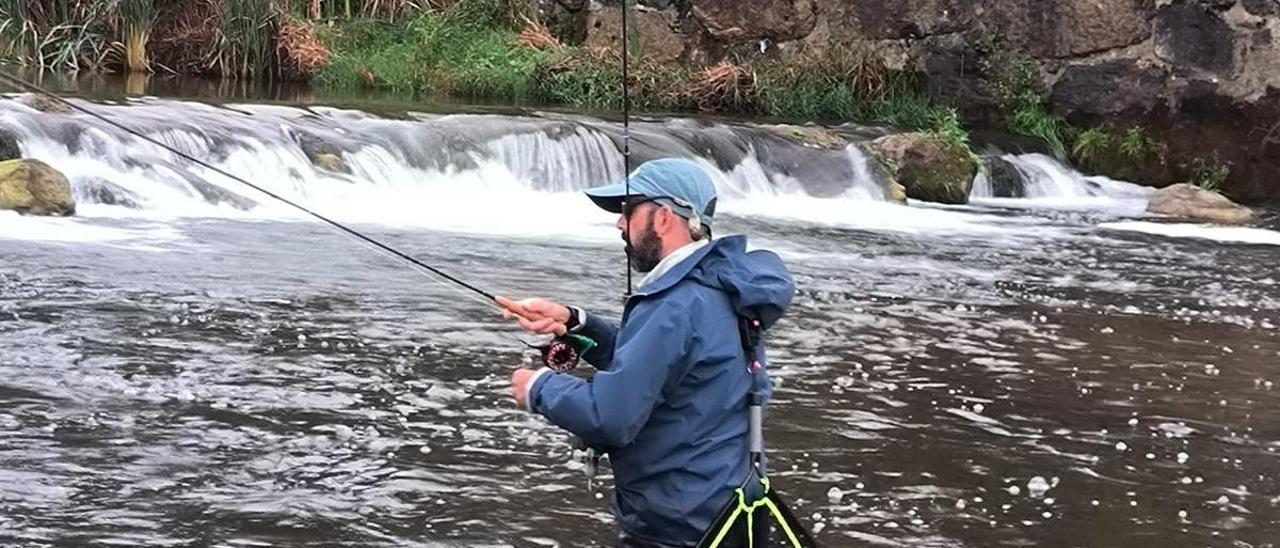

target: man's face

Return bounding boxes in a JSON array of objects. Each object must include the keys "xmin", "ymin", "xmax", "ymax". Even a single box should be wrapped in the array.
[{"xmin": 617, "ymin": 201, "xmax": 664, "ymax": 273}]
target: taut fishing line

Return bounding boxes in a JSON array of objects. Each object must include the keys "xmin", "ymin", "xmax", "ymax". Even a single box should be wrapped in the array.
[{"xmin": 0, "ymin": 71, "xmax": 589, "ymax": 371}]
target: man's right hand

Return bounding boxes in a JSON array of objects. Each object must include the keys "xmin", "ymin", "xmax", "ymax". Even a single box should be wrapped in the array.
[{"xmin": 496, "ymin": 296, "xmax": 571, "ymax": 336}]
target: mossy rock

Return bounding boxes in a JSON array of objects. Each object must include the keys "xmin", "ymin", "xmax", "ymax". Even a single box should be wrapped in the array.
[
  {"xmin": 0, "ymin": 159, "xmax": 76, "ymax": 216},
  {"xmin": 868, "ymin": 132, "xmax": 977, "ymax": 205}
]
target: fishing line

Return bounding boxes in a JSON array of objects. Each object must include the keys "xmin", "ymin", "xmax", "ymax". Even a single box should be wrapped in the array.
[{"xmin": 0, "ymin": 71, "xmax": 506, "ymax": 311}]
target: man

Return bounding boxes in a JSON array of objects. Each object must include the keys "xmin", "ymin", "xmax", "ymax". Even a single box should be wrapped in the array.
[{"xmin": 498, "ymin": 158, "xmax": 795, "ymax": 547}]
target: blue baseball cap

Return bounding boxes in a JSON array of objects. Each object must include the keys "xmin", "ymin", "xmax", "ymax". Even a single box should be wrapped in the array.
[{"xmin": 584, "ymin": 158, "xmax": 718, "ymax": 228}]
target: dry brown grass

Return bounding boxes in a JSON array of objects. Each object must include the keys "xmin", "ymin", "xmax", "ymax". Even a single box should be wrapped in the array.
[
  {"xmin": 277, "ymin": 15, "xmax": 331, "ymax": 79},
  {"xmin": 773, "ymin": 42, "xmax": 895, "ymax": 97},
  {"xmin": 515, "ymin": 16, "xmax": 560, "ymax": 51},
  {"xmin": 150, "ymin": 0, "xmax": 221, "ymax": 75},
  {"xmin": 665, "ymin": 61, "xmax": 758, "ymax": 113}
]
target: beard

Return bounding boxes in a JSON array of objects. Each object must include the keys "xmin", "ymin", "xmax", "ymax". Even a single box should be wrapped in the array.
[{"xmin": 624, "ymin": 226, "xmax": 663, "ymax": 273}]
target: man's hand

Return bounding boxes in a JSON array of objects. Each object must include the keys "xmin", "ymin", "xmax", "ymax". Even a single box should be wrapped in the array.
[
  {"xmin": 496, "ymin": 296, "xmax": 570, "ymax": 336},
  {"xmin": 512, "ymin": 367, "xmax": 539, "ymax": 409}
]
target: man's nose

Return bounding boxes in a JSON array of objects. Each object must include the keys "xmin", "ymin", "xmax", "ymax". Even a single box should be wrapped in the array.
[{"xmin": 616, "ymin": 215, "xmax": 626, "ymax": 231}]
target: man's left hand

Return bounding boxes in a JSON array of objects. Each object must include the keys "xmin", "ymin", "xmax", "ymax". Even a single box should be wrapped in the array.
[{"xmin": 512, "ymin": 368, "xmax": 539, "ymax": 409}]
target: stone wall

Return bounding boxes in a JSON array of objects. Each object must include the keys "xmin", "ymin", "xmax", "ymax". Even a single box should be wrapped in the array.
[{"xmin": 537, "ymin": 0, "xmax": 1280, "ymax": 202}]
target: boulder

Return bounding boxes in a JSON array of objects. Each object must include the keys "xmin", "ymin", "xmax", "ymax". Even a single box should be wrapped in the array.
[
  {"xmin": 887, "ymin": 178, "xmax": 908, "ymax": 204},
  {"xmin": 868, "ymin": 132, "xmax": 977, "ymax": 204},
  {"xmin": 294, "ymin": 131, "xmax": 351, "ymax": 174},
  {"xmin": 312, "ymin": 153, "xmax": 346, "ymax": 173},
  {"xmin": 691, "ymin": 0, "xmax": 817, "ymax": 44},
  {"xmin": 1154, "ymin": 2, "xmax": 1236, "ymax": 75},
  {"xmin": 820, "ymin": 0, "xmax": 976, "ymax": 41},
  {"xmin": 585, "ymin": 4, "xmax": 686, "ymax": 63},
  {"xmin": 983, "ymin": 0, "xmax": 1153, "ymax": 58},
  {"xmin": 0, "ymin": 159, "xmax": 76, "ymax": 216},
  {"xmin": 1243, "ymin": 0, "xmax": 1280, "ymax": 17},
  {"xmin": 0, "ymin": 128, "xmax": 19, "ymax": 161},
  {"xmin": 534, "ymin": 0, "xmax": 588, "ymax": 45},
  {"xmin": 1146, "ymin": 183, "xmax": 1255, "ymax": 224},
  {"xmin": 983, "ymin": 156, "xmax": 1028, "ymax": 198},
  {"xmin": 1049, "ymin": 59, "xmax": 1169, "ymax": 117},
  {"xmin": 76, "ymin": 177, "xmax": 141, "ymax": 209}
]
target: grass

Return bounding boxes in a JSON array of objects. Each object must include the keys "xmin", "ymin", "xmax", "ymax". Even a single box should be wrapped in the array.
[
  {"xmin": 215, "ymin": 0, "xmax": 277, "ymax": 78},
  {"xmin": 120, "ymin": 0, "xmax": 157, "ymax": 73},
  {"xmin": 1071, "ymin": 127, "xmax": 1110, "ymax": 165},
  {"xmin": 1192, "ymin": 158, "xmax": 1230, "ymax": 193},
  {"xmin": 1008, "ymin": 92, "xmax": 1067, "ymax": 159},
  {"xmin": 314, "ymin": 14, "xmax": 973, "ymax": 152},
  {"xmin": 0, "ymin": 0, "xmax": 115, "ymax": 70},
  {"xmin": 316, "ymin": 10, "xmax": 549, "ymax": 97}
]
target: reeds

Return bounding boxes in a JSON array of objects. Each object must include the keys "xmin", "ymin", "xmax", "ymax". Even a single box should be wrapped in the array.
[
  {"xmin": 1, "ymin": 0, "xmax": 114, "ymax": 70},
  {"xmin": 0, "ymin": 0, "xmax": 34, "ymax": 64},
  {"xmin": 120, "ymin": 0, "xmax": 156, "ymax": 72},
  {"xmin": 212, "ymin": 0, "xmax": 277, "ymax": 78}
]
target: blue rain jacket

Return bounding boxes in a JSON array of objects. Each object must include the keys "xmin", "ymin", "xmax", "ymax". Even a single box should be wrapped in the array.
[{"xmin": 528, "ymin": 235, "xmax": 795, "ymax": 545}]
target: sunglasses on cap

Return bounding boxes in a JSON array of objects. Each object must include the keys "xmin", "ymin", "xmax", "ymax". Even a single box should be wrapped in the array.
[{"xmin": 621, "ymin": 195, "xmax": 716, "ymax": 218}]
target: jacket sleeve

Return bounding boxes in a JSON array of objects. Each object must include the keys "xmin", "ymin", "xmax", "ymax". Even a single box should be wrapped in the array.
[
  {"xmin": 576, "ymin": 311, "xmax": 619, "ymax": 371},
  {"xmin": 528, "ymin": 299, "xmax": 691, "ymax": 448}
]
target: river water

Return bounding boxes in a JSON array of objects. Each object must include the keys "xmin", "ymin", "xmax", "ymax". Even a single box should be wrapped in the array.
[{"xmin": 1, "ymin": 89, "xmax": 1278, "ymax": 547}]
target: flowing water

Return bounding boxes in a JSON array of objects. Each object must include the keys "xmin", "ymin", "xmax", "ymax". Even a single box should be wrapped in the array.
[{"xmin": 1, "ymin": 92, "xmax": 1279, "ymax": 547}]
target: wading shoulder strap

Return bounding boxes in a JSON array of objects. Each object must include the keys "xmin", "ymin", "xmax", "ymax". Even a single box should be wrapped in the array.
[{"xmin": 691, "ymin": 316, "xmax": 821, "ymax": 548}]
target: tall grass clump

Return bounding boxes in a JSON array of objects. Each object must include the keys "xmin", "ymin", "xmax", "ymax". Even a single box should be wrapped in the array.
[
  {"xmin": 214, "ymin": 0, "xmax": 278, "ymax": 78},
  {"xmin": 120, "ymin": 0, "xmax": 156, "ymax": 72},
  {"xmin": 0, "ymin": 0, "xmax": 35, "ymax": 64},
  {"xmin": 752, "ymin": 43, "xmax": 964, "ymax": 136},
  {"xmin": 1, "ymin": 0, "xmax": 114, "ymax": 70}
]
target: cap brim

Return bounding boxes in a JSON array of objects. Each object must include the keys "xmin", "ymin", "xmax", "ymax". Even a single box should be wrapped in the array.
[{"xmin": 583, "ymin": 181, "xmax": 642, "ymax": 214}]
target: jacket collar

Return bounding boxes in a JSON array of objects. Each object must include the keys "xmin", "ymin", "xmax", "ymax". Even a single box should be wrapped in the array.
[
  {"xmin": 637, "ymin": 239, "xmax": 711, "ymax": 289},
  {"xmin": 630, "ymin": 235, "xmax": 744, "ymax": 299}
]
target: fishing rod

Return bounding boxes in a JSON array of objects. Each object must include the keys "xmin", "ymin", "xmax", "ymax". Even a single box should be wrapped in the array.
[
  {"xmin": 621, "ymin": 0, "xmax": 633, "ymax": 296},
  {"xmin": 0, "ymin": 70, "xmax": 593, "ymax": 371}
]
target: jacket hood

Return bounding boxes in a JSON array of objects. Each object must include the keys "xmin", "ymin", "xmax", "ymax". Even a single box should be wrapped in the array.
[{"xmin": 685, "ymin": 235, "xmax": 795, "ymax": 330}]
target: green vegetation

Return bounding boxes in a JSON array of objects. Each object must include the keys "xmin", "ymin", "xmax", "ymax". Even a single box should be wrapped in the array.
[
  {"xmin": 317, "ymin": 19, "xmax": 968, "ymax": 138},
  {"xmin": 0, "ymin": 0, "xmax": 115, "ymax": 70},
  {"xmin": 982, "ymin": 52, "xmax": 1069, "ymax": 158},
  {"xmin": 216, "ymin": 0, "xmax": 278, "ymax": 78},
  {"xmin": 120, "ymin": 0, "xmax": 156, "ymax": 72},
  {"xmin": 1191, "ymin": 157, "xmax": 1230, "ymax": 193}
]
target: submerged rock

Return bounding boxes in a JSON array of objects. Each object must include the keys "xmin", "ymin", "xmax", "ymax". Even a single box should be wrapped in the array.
[
  {"xmin": 0, "ymin": 159, "xmax": 76, "ymax": 216},
  {"xmin": 868, "ymin": 132, "xmax": 977, "ymax": 205},
  {"xmin": 20, "ymin": 93, "xmax": 71, "ymax": 114},
  {"xmin": 295, "ymin": 131, "xmax": 351, "ymax": 174},
  {"xmin": 760, "ymin": 124, "xmax": 849, "ymax": 150},
  {"xmin": 75, "ymin": 177, "xmax": 142, "ymax": 209},
  {"xmin": 983, "ymin": 156, "xmax": 1029, "ymax": 198},
  {"xmin": 1147, "ymin": 183, "xmax": 1254, "ymax": 225},
  {"xmin": 311, "ymin": 153, "xmax": 347, "ymax": 173},
  {"xmin": 0, "ymin": 127, "xmax": 19, "ymax": 161}
]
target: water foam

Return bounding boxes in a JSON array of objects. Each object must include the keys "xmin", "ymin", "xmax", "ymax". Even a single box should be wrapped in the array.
[{"xmin": 1100, "ymin": 221, "xmax": 1280, "ymax": 247}]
